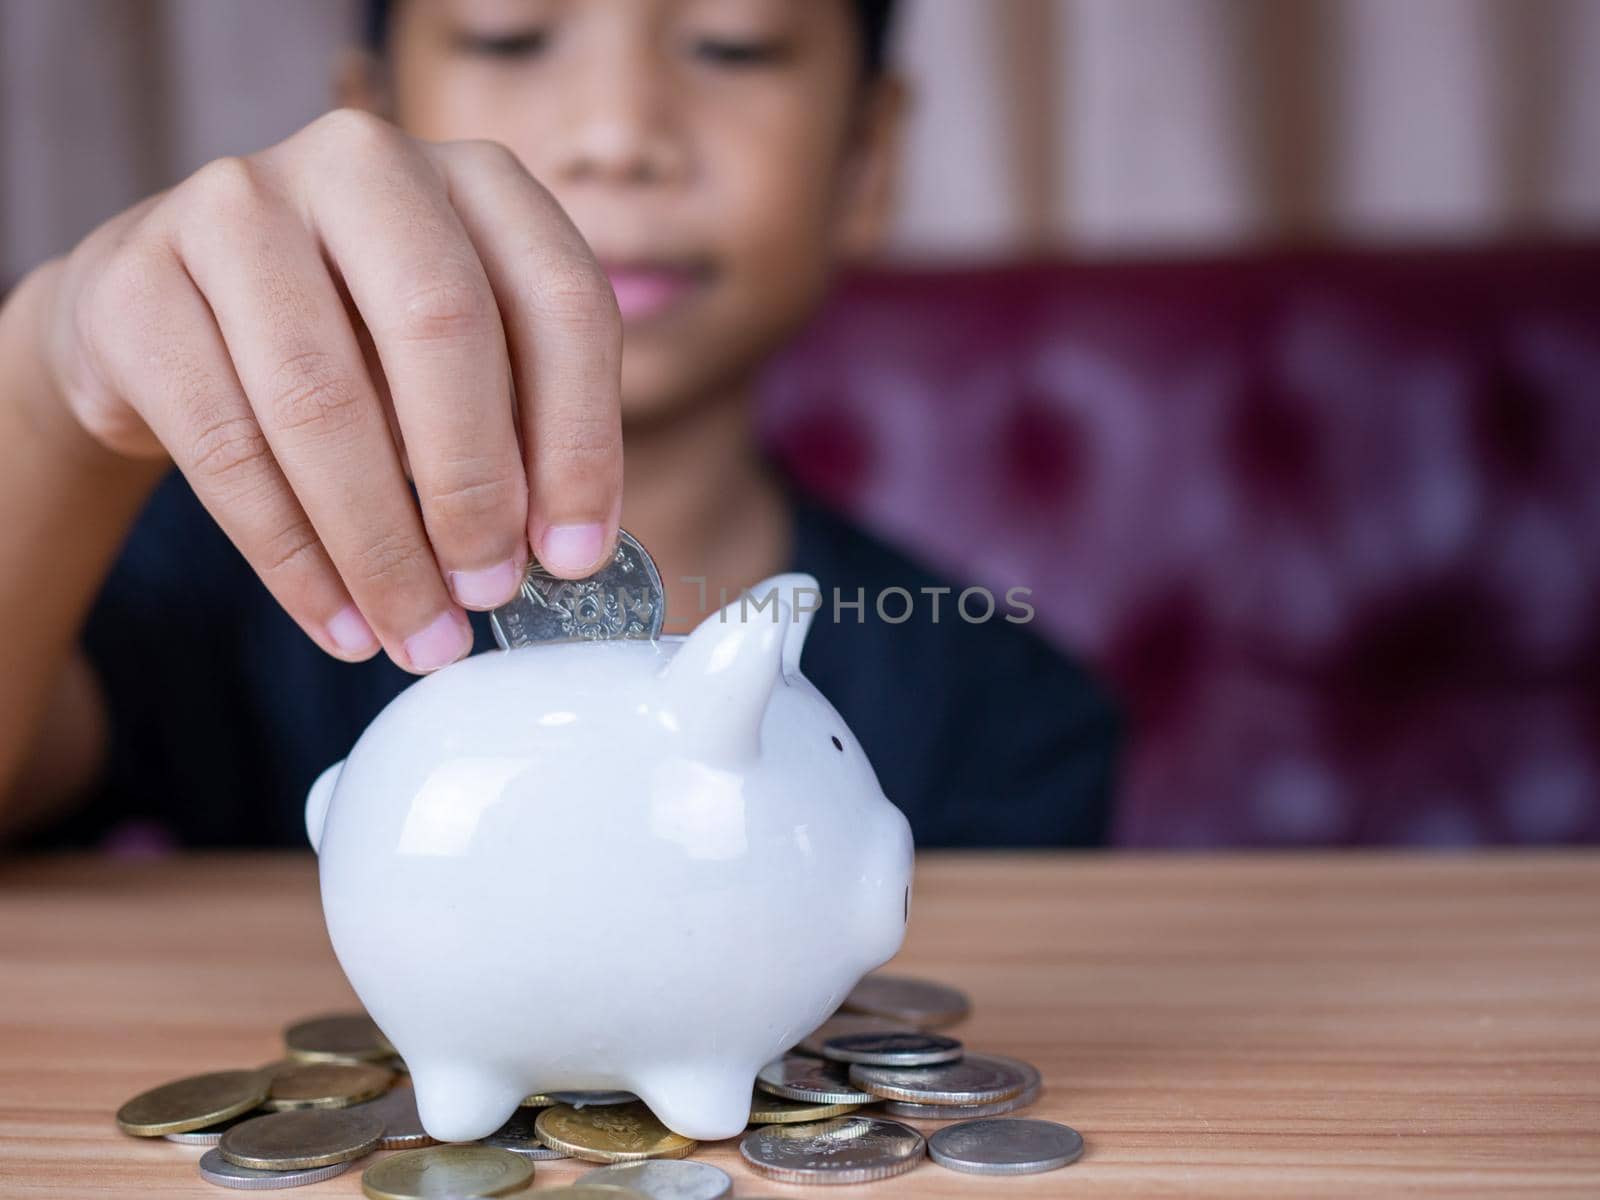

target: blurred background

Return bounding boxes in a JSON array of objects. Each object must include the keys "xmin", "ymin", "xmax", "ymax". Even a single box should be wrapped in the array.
[
  {"xmin": 3, "ymin": 0, "xmax": 1599, "ymax": 267},
  {"xmin": 3, "ymin": 0, "xmax": 1597, "ymax": 847}
]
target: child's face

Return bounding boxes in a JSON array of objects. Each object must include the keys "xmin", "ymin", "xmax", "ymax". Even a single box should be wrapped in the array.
[{"xmin": 383, "ymin": 0, "xmax": 899, "ymax": 421}]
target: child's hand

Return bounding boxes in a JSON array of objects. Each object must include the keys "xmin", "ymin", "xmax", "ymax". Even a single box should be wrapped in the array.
[{"xmin": 33, "ymin": 110, "xmax": 621, "ymax": 673}]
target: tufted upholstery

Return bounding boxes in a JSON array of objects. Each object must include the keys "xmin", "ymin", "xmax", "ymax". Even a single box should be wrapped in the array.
[{"xmin": 757, "ymin": 246, "xmax": 1600, "ymax": 848}]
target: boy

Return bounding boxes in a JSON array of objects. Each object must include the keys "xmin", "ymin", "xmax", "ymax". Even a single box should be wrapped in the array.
[{"xmin": 0, "ymin": 0, "xmax": 1116, "ymax": 849}]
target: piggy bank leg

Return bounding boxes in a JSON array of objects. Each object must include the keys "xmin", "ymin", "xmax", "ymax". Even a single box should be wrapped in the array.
[
  {"xmin": 407, "ymin": 1060, "xmax": 524, "ymax": 1143},
  {"xmin": 633, "ymin": 1066, "xmax": 760, "ymax": 1142}
]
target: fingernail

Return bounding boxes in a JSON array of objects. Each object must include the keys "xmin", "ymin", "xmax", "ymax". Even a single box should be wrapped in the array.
[
  {"xmin": 403, "ymin": 610, "xmax": 472, "ymax": 673},
  {"xmin": 449, "ymin": 557, "xmax": 522, "ymax": 609},
  {"xmin": 539, "ymin": 523, "xmax": 607, "ymax": 575},
  {"xmin": 326, "ymin": 604, "xmax": 378, "ymax": 658}
]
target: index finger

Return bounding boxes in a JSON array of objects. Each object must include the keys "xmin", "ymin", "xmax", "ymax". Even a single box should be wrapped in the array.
[{"xmin": 425, "ymin": 140, "xmax": 623, "ymax": 580}]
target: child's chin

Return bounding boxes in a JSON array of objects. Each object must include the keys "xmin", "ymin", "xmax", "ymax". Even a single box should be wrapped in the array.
[
  {"xmin": 619, "ymin": 345, "xmax": 748, "ymax": 426},
  {"xmin": 619, "ymin": 371, "xmax": 714, "ymax": 427}
]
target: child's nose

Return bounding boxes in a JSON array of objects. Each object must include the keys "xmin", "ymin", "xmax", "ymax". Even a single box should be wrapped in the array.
[{"xmin": 550, "ymin": 51, "xmax": 690, "ymax": 187}]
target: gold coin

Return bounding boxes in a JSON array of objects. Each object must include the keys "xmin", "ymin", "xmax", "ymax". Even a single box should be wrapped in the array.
[
  {"xmin": 116, "ymin": 1069, "xmax": 270, "ymax": 1137},
  {"xmin": 361, "ymin": 1145, "xmax": 534, "ymax": 1199},
  {"xmin": 262, "ymin": 1061, "xmax": 394, "ymax": 1110},
  {"xmin": 748, "ymin": 1088, "xmax": 866, "ymax": 1125},
  {"xmin": 219, "ymin": 1108, "xmax": 383, "ymax": 1170},
  {"xmin": 284, "ymin": 1013, "xmax": 394, "ymax": 1063},
  {"xmin": 354, "ymin": 1083, "xmax": 437, "ymax": 1149},
  {"xmin": 533, "ymin": 1103, "xmax": 697, "ymax": 1164},
  {"xmin": 520, "ymin": 1093, "xmax": 556, "ymax": 1107}
]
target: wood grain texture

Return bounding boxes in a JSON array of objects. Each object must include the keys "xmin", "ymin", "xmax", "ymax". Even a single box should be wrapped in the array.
[{"xmin": 1, "ymin": 852, "xmax": 1597, "ymax": 1197}]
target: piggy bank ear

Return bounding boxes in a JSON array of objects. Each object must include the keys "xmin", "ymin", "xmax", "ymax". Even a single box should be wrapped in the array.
[
  {"xmin": 661, "ymin": 573, "xmax": 819, "ymax": 764},
  {"xmin": 771, "ymin": 572, "xmax": 821, "ymax": 678}
]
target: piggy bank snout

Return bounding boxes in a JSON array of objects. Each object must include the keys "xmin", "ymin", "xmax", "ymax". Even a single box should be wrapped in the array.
[{"xmin": 857, "ymin": 801, "xmax": 915, "ymax": 967}]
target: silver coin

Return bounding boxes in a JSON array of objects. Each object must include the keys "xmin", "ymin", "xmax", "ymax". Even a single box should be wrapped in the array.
[
  {"xmin": 795, "ymin": 1012, "xmax": 919, "ymax": 1057},
  {"xmin": 849, "ymin": 1054, "xmax": 1029, "ymax": 1105},
  {"xmin": 740, "ymin": 1116, "xmax": 925, "ymax": 1186},
  {"xmin": 882, "ymin": 1054, "xmax": 1041, "ymax": 1118},
  {"xmin": 547, "ymin": 1089, "xmax": 640, "ymax": 1107},
  {"xmin": 579, "ymin": 1160, "xmax": 733, "ymax": 1199},
  {"xmin": 885, "ymin": 1081, "xmax": 1041, "ymax": 1119},
  {"xmin": 756, "ymin": 1057, "xmax": 874, "ymax": 1105},
  {"xmin": 164, "ymin": 1113, "xmax": 251, "ymax": 1146},
  {"xmin": 490, "ymin": 529, "xmax": 663, "ymax": 649},
  {"xmin": 820, "ymin": 1030, "xmax": 964, "ymax": 1067},
  {"xmin": 842, "ymin": 974, "xmax": 970, "ymax": 1029},
  {"xmin": 196, "ymin": 1147, "xmax": 355, "ymax": 1190},
  {"xmin": 481, "ymin": 1105, "xmax": 570, "ymax": 1159},
  {"xmin": 927, "ymin": 1117, "xmax": 1084, "ymax": 1175},
  {"xmin": 348, "ymin": 1084, "xmax": 436, "ymax": 1149},
  {"xmin": 165, "ymin": 1130, "xmax": 222, "ymax": 1146}
]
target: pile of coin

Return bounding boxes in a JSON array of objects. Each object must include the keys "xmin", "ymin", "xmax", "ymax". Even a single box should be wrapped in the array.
[
  {"xmin": 115, "ymin": 974, "xmax": 1083, "ymax": 1193},
  {"xmin": 738, "ymin": 973, "xmax": 1080, "ymax": 1185}
]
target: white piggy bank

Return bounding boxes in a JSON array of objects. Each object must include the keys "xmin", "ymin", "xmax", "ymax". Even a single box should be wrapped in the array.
[{"xmin": 305, "ymin": 572, "xmax": 913, "ymax": 1143}]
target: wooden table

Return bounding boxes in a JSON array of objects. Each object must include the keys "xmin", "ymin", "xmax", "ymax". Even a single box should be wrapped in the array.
[{"xmin": 1, "ymin": 852, "xmax": 1597, "ymax": 1197}]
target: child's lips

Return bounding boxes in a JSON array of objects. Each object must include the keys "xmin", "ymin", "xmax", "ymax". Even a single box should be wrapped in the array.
[{"xmin": 601, "ymin": 263, "xmax": 706, "ymax": 322}]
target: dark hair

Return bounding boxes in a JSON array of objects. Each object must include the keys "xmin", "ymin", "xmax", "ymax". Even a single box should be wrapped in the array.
[{"xmin": 364, "ymin": 0, "xmax": 897, "ymax": 76}]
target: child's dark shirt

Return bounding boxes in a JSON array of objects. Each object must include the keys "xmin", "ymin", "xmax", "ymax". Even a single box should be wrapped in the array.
[{"xmin": 28, "ymin": 468, "xmax": 1119, "ymax": 850}]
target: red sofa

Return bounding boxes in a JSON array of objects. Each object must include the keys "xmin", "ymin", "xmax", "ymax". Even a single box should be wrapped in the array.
[{"xmin": 759, "ymin": 245, "xmax": 1600, "ymax": 848}]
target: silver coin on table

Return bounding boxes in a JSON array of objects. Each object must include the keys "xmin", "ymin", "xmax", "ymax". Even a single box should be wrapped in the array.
[
  {"xmin": 740, "ymin": 1116, "xmax": 926, "ymax": 1186},
  {"xmin": 885, "ymin": 1082, "xmax": 1041, "ymax": 1119},
  {"xmin": 795, "ymin": 1012, "xmax": 919, "ymax": 1057},
  {"xmin": 756, "ymin": 1057, "xmax": 875, "ymax": 1105},
  {"xmin": 547, "ymin": 1089, "xmax": 640, "ymax": 1108},
  {"xmin": 348, "ymin": 1084, "xmax": 437, "ymax": 1149},
  {"xmin": 164, "ymin": 1113, "xmax": 251, "ymax": 1146},
  {"xmin": 196, "ymin": 1147, "xmax": 354, "ymax": 1190},
  {"xmin": 849, "ymin": 1053, "xmax": 1029, "ymax": 1105},
  {"xmin": 489, "ymin": 529, "xmax": 664, "ymax": 649},
  {"xmin": 579, "ymin": 1160, "xmax": 733, "ymax": 1199},
  {"xmin": 927, "ymin": 1117, "xmax": 1084, "ymax": 1175},
  {"xmin": 881, "ymin": 1054, "xmax": 1042, "ymax": 1118},
  {"xmin": 842, "ymin": 974, "xmax": 970, "ymax": 1029},
  {"xmin": 482, "ymin": 1105, "xmax": 571, "ymax": 1159},
  {"xmin": 820, "ymin": 1030, "xmax": 964, "ymax": 1067}
]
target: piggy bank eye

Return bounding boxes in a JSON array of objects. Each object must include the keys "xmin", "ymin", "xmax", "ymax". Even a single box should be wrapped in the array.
[{"xmin": 830, "ymin": 735, "xmax": 843, "ymax": 752}]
